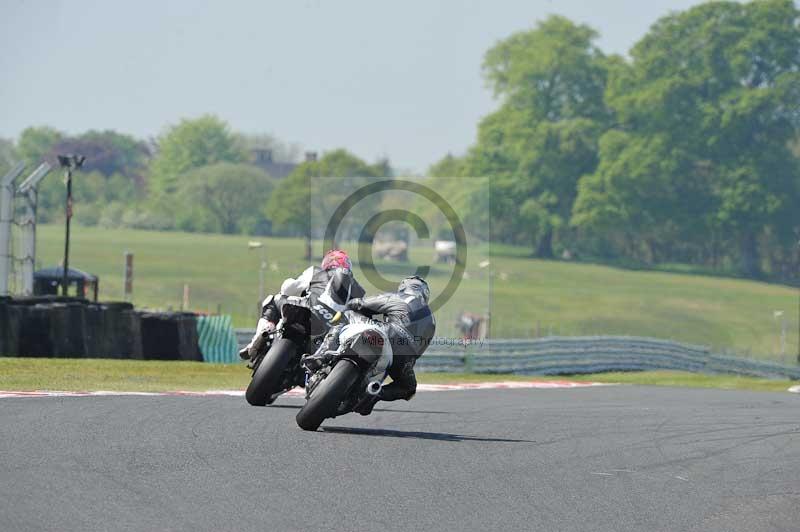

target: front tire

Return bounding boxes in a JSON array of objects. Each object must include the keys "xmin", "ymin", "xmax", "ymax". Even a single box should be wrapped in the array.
[
  {"xmin": 245, "ymin": 338, "xmax": 296, "ymax": 406},
  {"xmin": 296, "ymin": 360, "xmax": 360, "ymax": 431}
]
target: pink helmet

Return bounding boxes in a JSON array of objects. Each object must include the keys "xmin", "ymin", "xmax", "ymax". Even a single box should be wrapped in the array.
[{"xmin": 321, "ymin": 249, "xmax": 352, "ymax": 271}]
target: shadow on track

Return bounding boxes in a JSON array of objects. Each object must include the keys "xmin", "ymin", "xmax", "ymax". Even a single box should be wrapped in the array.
[
  {"xmin": 266, "ymin": 405, "xmax": 450, "ymax": 414},
  {"xmin": 373, "ymin": 408, "xmax": 450, "ymax": 414},
  {"xmin": 322, "ymin": 426, "xmax": 534, "ymax": 443}
]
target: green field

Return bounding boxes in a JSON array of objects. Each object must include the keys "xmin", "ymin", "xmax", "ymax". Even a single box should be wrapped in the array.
[
  {"xmin": 30, "ymin": 224, "xmax": 800, "ymax": 362},
  {"xmin": 0, "ymin": 359, "xmax": 794, "ymax": 393}
]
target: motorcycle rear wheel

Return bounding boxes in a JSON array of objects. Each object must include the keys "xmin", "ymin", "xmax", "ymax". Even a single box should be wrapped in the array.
[
  {"xmin": 296, "ymin": 360, "xmax": 360, "ymax": 431},
  {"xmin": 245, "ymin": 338, "xmax": 296, "ymax": 406}
]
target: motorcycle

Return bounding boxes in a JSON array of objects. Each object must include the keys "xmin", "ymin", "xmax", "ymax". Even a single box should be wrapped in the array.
[
  {"xmin": 295, "ymin": 310, "xmax": 393, "ymax": 431},
  {"xmin": 244, "ymin": 294, "xmax": 343, "ymax": 406}
]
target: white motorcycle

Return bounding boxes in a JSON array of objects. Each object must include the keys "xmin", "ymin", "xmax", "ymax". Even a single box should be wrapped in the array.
[{"xmin": 295, "ymin": 311, "xmax": 392, "ymax": 431}]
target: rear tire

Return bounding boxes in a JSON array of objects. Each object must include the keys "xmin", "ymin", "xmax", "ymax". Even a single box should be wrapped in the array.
[
  {"xmin": 245, "ymin": 338, "xmax": 296, "ymax": 406},
  {"xmin": 296, "ymin": 360, "xmax": 360, "ymax": 431}
]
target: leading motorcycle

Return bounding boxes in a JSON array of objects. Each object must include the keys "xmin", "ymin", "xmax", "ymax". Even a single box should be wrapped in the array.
[
  {"xmin": 245, "ymin": 272, "xmax": 352, "ymax": 406},
  {"xmin": 244, "ymin": 268, "xmax": 359, "ymax": 406},
  {"xmin": 244, "ymin": 294, "xmax": 341, "ymax": 406}
]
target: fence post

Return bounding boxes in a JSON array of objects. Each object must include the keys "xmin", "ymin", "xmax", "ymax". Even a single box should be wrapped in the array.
[
  {"xmin": 123, "ymin": 251, "xmax": 133, "ymax": 300},
  {"xmin": 0, "ymin": 162, "xmax": 25, "ymax": 295},
  {"xmin": 464, "ymin": 344, "xmax": 474, "ymax": 373}
]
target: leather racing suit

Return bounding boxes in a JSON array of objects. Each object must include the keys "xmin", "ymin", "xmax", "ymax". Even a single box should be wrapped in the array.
[{"xmin": 347, "ymin": 290, "xmax": 436, "ymax": 401}]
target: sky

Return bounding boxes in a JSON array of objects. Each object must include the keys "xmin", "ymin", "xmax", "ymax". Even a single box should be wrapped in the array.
[{"xmin": 1, "ymin": 0, "xmax": 706, "ymax": 173}]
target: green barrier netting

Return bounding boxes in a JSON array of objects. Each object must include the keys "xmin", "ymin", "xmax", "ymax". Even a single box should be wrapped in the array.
[{"xmin": 196, "ymin": 315, "xmax": 239, "ymax": 363}]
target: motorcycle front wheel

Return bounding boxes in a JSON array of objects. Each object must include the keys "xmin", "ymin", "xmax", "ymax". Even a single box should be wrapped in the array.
[
  {"xmin": 296, "ymin": 360, "xmax": 360, "ymax": 431},
  {"xmin": 245, "ymin": 338, "xmax": 296, "ymax": 406}
]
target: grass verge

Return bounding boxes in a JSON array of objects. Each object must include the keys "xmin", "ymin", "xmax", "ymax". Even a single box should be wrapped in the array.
[{"xmin": 0, "ymin": 358, "xmax": 795, "ymax": 393}]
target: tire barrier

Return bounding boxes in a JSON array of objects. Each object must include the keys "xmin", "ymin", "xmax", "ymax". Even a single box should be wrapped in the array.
[
  {"xmin": 2, "ymin": 296, "xmax": 89, "ymax": 358},
  {"xmin": 48, "ymin": 302, "xmax": 87, "ymax": 358},
  {"xmin": 139, "ymin": 312, "xmax": 202, "ymax": 361},
  {"xmin": 0, "ymin": 301, "xmax": 21, "ymax": 356},
  {"xmin": 197, "ymin": 315, "xmax": 238, "ymax": 363},
  {"xmin": 18, "ymin": 304, "xmax": 54, "ymax": 357},
  {"xmin": 84, "ymin": 302, "xmax": 143, "ymax": 359},
  {"xmin": 235, "ymin": 331, "xmax": 800, "ymax": 380},
  {"xmin": 0, "ymin": 298, "xmax": 197, "ymax": 360}
]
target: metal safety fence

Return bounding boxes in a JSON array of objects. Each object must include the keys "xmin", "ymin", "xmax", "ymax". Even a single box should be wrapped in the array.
[{"xmin": 235, "ymin": 330, "xmax": 800, "ymax": 379}]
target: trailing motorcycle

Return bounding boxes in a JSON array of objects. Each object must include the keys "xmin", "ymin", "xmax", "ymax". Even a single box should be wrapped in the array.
[{"xmin": 295, "ymin": 311, "xmax": 392, "ymax": 431}]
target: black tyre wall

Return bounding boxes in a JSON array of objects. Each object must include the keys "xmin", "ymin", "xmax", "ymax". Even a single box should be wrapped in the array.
[
  {"xmin": 17, "ymin": 304, "xmax": 54, "ymax": 357},
  {"xmin": 49, "ymin": 303, "xmax": 87, "ymax": 358},
  {"xmin": 139, "ymin": 312, "xmax": 202, "ymax": 361},
  {"xmin": 0, "ymin": 302, "xmax": 21, "ymax": 356},
  {"xmin": 0, "ymin": 299, "xmax": 190, "ymax": 360}
]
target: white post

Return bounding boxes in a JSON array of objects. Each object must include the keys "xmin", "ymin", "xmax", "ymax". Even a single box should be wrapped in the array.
[
  {"xmin": 0, "ymin": 162, "xmax": 26, "ymax": 296},
  {"xmin": 248, "ymin": 241, "xmax": 265, "ymax": 316},
  {"xmin": 780, "ymin": 316, "xmax": 787, "ymax": 358},
  {"xmin": 259, "ymin": 245, "xmax": 266, "ymax": 302},
  {"xmin": 16, "ymin": 163, "xmax": 52, "ymax": 296}
]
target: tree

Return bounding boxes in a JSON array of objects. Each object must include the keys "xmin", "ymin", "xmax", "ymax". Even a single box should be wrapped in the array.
[
  {"xmin": 53, "ymin": 130, "xmax": 150, "ymax": 185},
  {"xmin": 149, "ymin": 115, "xmax": 245, "ymax": 198},
  {"xmin": 268, "ymin": 149, "xmax": 391, "ymax": 252},
  {"xmin": 428, "ymin": 153, "xmax": 466, "ymax": 178},
  {"xmin": 14, "ymin": 127, "xmax": 66, "ymax": 222},
  {"xmin": 572, "ymin": 131, "xmax": 709, "ymax": 263},
  {"xmin": 575, "ymin": 0, "xmax": 800, "ymax": 276},
  {"xmin": 14, "ymin": 127, "xmax": 152, "ymax": 224},
  {"xmin": 483, "ymin": 15, "xmax": 609, "ymax": 123},
  {"xmin": 424, "ymin": 154, "xmax": 492, "ymax": 240},
  {"xmin": 179, "ymin": 163, "xmax": 273, "ymax": 234},
  {"xmin": 17, "ymin": 126, "xmax": 64, "ymax": 167},
  {"xmin": 465, "ymin": 15, "xmax": 610, "ymax": 256}
]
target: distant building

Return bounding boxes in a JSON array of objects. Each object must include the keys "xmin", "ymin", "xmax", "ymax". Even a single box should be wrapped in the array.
[
  {"xmin": 250, "ymin": 149, "xmax": 295, "ymax": 179},
  {"xmin": 250, "ymin": 149, "xmax": 318, "ymax": 179}
]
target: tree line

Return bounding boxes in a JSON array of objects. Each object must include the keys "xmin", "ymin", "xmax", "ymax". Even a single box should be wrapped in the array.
[
  {"xmin": 430, "ymin": 0, "xmax": 800, "ymax": 280},
  {"xmin": 0, "ymin": 0, "xmax": 797, "ymax": 281},
  {"xmin": 0, "ymin": 114, "xmax": 392, "ymax": 239}
]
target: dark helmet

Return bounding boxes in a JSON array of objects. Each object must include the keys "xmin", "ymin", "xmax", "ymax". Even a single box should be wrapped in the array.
[{"xmin": 398, "ymin": 275, "xmax": 430, "ymax": 304}]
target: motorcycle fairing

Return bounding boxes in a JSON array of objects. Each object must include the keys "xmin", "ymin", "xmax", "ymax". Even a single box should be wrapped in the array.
[{"xmin": 337, "ymin": 322, "xmax": 392, "ymax": 384}]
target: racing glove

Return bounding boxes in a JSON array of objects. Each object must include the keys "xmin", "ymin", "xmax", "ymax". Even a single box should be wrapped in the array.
[{"xmin": 345, "ymin": 298, "xmax": 363, "ymax": 312}]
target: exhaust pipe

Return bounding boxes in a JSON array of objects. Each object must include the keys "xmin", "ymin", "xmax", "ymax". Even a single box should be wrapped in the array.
[{"xmin": 366, "ymin": 381, "xmax": 382, "ymax": 396}]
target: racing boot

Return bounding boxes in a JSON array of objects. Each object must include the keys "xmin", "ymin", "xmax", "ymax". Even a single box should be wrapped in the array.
[
  {"xmin": 354, "ymin": 395, "xmax": 380, "ymax": 416},
  {"xmin": 239, "ymin": 318, "xmax": 275, "ymax": 360}
]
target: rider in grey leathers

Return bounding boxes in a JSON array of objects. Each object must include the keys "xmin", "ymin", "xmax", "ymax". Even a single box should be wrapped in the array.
[{"xmin": 344, "ymin": 276, "xmax": 435, "ymax": 414}]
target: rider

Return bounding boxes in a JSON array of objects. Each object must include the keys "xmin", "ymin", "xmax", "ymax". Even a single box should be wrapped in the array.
[
  {"xmin": 345, "ymin": 275, "xmax": 435, "ymax": 415},
  {"xmin": 239, "ymin": 249, "xmax": 365, "ymax": 361}
]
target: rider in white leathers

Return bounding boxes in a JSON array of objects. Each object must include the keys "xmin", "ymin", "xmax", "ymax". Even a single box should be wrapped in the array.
[{"xmin": 239, "ymin": 249, "xmax": 365, "ymax": 361}]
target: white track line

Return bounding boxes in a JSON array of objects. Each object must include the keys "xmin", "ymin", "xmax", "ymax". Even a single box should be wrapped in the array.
[{"xmin": 0, "ymin": 380, "xmax": 610, "ymax": 399}]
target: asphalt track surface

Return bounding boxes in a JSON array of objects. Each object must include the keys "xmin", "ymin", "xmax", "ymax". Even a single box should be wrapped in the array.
[{"xmin": 1, "ymin": 386, "xmax": 798, "ymax": 532}]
